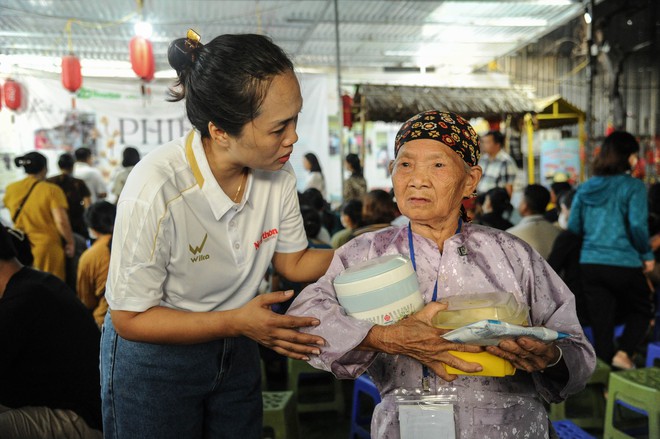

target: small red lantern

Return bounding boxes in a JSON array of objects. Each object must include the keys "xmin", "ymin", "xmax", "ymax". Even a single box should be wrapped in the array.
[
  {"xmin": 61, "ymin": 54, "xmax": 83, "ymax": 93},
  {"xmin": 342, "ymin": 94, "xmax": 353, "ymax": 129},
  {"xmin": 4, "ymin": 79, "xmax": 22, "ymax": 111},
  {"xmin": 129, "ymin": 36, "xmax": 155, "ymax": 80}
]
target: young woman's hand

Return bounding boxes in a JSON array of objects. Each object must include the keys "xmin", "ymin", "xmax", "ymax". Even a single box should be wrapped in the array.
[{"xmin": 235, "ymin": 290, "xmax": 326, "ymax": 360}]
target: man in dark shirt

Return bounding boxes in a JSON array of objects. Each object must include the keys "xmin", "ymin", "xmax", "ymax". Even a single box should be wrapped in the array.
[
  {"xmin": 47, "ymin": 153, "xmax": 92, "ymax": 238},
  {"xmin": 47, "ymin": 153, "xmax": 92, "ymax": 292},
  {"xmin": 0, "ymin": 226, "xmax": 102, "ymax": 438}
]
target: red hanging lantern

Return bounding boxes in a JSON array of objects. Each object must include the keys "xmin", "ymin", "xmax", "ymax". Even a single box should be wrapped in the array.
[
  {"xmin": 143, "ymin": 61, "xmax": 155, "ymax": 82},
  {"xmin": 3, "ymin": 79, "xmax": 22, "ymax": 111},
  {"xmin": 129, "ymin": 36, "xmax": 155, "ymax": 80},
  {"xmin": 342, "ymin": 94, "xmax": 353, "ymax": 129},
  {"xmin": 61, "ymin": 54, "xmax": 83, "ymax": 93}
]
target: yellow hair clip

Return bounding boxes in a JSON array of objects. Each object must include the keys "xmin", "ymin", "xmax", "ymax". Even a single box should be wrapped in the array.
[{"xmin": 186, "ymin": 29, "xmax": 201, "ymax": 49}]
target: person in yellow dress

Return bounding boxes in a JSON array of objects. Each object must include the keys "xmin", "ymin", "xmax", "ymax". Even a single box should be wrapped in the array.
[{"xmin": 4, "ymin": 152, "xmax": 75, "ymax": 281}]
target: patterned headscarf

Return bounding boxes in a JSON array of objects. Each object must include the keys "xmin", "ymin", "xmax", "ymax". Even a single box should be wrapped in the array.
[
  {"xmin": 394, "ymin": 110, "xmax": 480, "ymax": 166},
  {"xmin": 394, "ymin": 110, "xmax": 481, "ymax": 222}
]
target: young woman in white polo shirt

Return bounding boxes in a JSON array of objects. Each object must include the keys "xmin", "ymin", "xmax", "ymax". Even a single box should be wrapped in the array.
[{"xmin": 100, "ymin": 31, "xmax": 334, "ymax": 438}]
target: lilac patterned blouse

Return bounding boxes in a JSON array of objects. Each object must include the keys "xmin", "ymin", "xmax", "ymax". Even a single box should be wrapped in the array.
[{"xmin": 287, "ymin": 223, "xmax": 596, "ymax": 439}]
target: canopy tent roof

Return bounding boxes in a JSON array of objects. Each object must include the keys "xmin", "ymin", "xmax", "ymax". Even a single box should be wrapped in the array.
[
  {"xmin": 354, "ymin": 84, "xmax": 536, "ymax": 122},
  {"xmin": 534, "ymin": 94, "xmax": 586, "ymax": 128}
]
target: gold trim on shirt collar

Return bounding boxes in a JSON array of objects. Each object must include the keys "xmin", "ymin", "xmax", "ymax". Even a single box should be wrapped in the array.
[{"xmin": 185, "ymin": 130, "xmax": 205, "ymax": 188}]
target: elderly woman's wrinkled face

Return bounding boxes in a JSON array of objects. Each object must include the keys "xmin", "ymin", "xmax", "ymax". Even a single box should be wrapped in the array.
[{"xmin": 391, "ymin": 139, "xmax": 481, "ymax": 224}]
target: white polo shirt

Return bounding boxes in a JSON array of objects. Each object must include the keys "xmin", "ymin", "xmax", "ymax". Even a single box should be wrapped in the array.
[
  {"xmin": 106, "ymin": 130, "xmax": 308, "ymax": 313},
  {"xmin": 73, "ymin": 162, "xmax": 107, "ymax": 203}
]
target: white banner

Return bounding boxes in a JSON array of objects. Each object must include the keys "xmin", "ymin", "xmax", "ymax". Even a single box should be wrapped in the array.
[{"xmin": 0, "ymin": 73, "xmax": 329, "ymax": 198}]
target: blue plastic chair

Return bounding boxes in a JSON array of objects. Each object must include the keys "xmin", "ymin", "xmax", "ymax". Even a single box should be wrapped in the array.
[
  {"xmin": 552, "ymin": 420, "xmax": 596, "ymax": 439},
  {"xmin": 349, "ymin": 374, "xmax": 382, "ymax": 439},
  {"xmin": 646, "ymin": 342, "xmax": 660, "ymax": 368}
]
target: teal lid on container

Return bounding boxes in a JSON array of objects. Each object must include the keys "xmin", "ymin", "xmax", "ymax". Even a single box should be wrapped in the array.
[{"xmin": 333, "ymin": 255, "xmax": 414, "ymax": 285}]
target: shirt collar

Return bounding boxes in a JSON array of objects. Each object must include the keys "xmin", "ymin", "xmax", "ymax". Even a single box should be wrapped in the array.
[
  {"xmin": 518, "ymin": 214, "xmax": 545, "ymax": 225},
  {"xmin": 494, "ymin": 149, "xmax": 509, "ymax": 160},
  {"xmin": 91, "ymin": 234, "xmax": 112, "ymax": 247},
  {"xmin": 185, "ymin": 130, "xmax": 253, "ymax": 221}
]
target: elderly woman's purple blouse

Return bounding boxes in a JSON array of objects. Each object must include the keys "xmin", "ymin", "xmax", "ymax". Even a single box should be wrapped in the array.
[{"xmin": 287, "ymin": 223, "xmax": 596, "ymax": 439}]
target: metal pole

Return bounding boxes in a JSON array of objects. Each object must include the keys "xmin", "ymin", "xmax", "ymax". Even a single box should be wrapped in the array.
[
  {"xmin": 585, "ymin": 0, "xmax": 596, "ymax": 178},
  {"xmin": 334, "ymin": 0, "xmax": 345, "ymax": 204},
  {"xmin": 525, "ymin": 113, "xmax": 535, "ymax": 184},
  {"xmin": 360, "ymin": 94, "xmax": 367, "ymax": 167},
  {"xmin": 578, "ymin": 115, "xmax": 586, "ymax": 182}
]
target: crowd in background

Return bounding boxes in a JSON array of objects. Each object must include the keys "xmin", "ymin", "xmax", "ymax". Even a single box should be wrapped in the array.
[
  {"xmin": 0, "ymin": 145, "xmax": 140, "ymax": 438},
  {"xmin": 1, "ymin": 128, "xmax": 659, "ymax": 436},
  {"xmin": 2, "ymin": 146, "xmax": 140, "ymax": 323},
  {"xmin": 296, "ymin": 133, "xmax": 657, "ymax": 374}
]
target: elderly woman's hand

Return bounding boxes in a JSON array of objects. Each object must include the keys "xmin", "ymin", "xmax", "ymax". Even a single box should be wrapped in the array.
[
  {"xmin": 364, "ymin": 302, "xmax": 484, "ymax": 382},
  {"xmin": 485, "ymin": 336, "xmax": 561, "ymax": 373}
]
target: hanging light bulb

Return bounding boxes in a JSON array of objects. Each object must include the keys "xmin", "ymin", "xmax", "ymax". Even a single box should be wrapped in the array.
[{"xmin": 134, "ymin": 21, "xmax": 153, "ymax": 39}]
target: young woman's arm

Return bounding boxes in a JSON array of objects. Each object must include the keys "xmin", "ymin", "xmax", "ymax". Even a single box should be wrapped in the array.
[
  {"xmin": 111, "ymin": 290, "xmax": 325, "ymax": 360},
  {"xmin": 271, "ymin": 247, "xmax": 334, "ymax": 283}
]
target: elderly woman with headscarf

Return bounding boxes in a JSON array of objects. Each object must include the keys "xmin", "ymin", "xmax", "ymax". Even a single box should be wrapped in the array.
[{"xmin": 287, "ymin": 110, "xmax": 595, "ymax": 439}]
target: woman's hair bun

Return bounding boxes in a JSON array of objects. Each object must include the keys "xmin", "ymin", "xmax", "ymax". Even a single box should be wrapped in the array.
[
  {"xmin": 168, "ymin": 35, "xmax": 203, "ymax": 74},
  {"xmin": 168, "ymin": 38, "xmax": 194, "ymax": 73}
]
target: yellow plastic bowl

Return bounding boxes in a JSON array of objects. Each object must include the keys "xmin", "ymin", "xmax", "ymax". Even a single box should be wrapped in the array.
[{"xmin": 445, "ymin": 351, "xmax": 516, "ymax": 377}]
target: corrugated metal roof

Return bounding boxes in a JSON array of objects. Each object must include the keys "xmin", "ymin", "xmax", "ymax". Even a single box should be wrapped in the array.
[
  {"xmin": 355, "ymin": 83, "xmax": 536, "ymax": 122},
  {"xmin": 0, "ymin": 0, "xmax": 584, "ymax": 77}
]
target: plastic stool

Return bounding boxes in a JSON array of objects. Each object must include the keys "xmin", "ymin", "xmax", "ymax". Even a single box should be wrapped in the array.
[
  {"xmin": 349, "ymin": 374, "xmax": 382, "ymax": 439},
  {"xmin": 288, "ymin": 358, "xmax": 345, "ymax": 415},
  {"xmin": 646, "ymin": 342, "xmax": 660, "ymax": 368},
  {"xmin": 549, "ymin": 358, "xmax": 610, "ymax": 430},
  {"xmin": 603, "ymin": 367, "xmax": 660, "ymax": 439},
  {"xmin": 262, "ymin": 391, "xmax": 299, "ymax": 439},
  {"xmin": 552, "ymin": 420, "xmax": 597, "ymax": 439}
]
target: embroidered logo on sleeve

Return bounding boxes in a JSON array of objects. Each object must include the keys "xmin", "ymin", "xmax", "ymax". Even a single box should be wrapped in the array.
[
  {"xmin": 254, "ymin": 228, "xmax": 278, "ymax": 250},
  {"xmin": 189, "ymin": 233, "xmax": 210, "ymax": 263}
]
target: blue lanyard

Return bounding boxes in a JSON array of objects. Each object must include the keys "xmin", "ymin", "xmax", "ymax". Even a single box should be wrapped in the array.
[
  {"xmin": 407, "ymin": 218, "xmax": 462, "ymax": 389},
  {"xmin": 407, "ymin": 218, "xmax": 462, "ymax": 301}
]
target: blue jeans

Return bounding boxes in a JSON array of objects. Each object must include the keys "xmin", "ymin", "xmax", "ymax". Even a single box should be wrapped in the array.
[{"xmin": 100, "ymin": 313, "xmax": 262, "ymax": 438}]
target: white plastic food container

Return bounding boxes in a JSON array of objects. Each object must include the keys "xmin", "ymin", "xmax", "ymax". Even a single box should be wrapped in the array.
[{"xmin": 333, "ymin": 254, "xmax": 424, "ymax": 325}]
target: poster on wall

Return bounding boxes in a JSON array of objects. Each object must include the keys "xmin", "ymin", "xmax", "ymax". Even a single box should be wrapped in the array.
[
  {"xmin": 539, "ymin": 138, "xmax": 580, "ymax": 186},
  {"xmin": 33, "ymin": 111, "xmax": 97, "ymax": 152}
]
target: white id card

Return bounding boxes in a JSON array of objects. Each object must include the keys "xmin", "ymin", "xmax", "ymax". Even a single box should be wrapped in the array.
[
  {"xmin": 399, "ymin": 402, "xmax": 456, "ymax": 439},
  {"xmin": 395, "ymin": 386, "xmax": 458, "ymax": 439}
]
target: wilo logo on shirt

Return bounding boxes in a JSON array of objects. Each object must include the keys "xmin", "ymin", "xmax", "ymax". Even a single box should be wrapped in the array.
[{"xmin": 189, "ymin": 233, "xmax": 210, "ymax": 263}]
